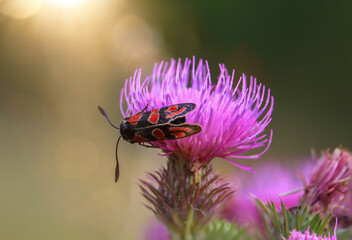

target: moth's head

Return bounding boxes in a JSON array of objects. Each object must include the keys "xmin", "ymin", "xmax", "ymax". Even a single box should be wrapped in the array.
[{"xmin": 119, "ymin": 121, "xmax": 135, "ymax": 142}]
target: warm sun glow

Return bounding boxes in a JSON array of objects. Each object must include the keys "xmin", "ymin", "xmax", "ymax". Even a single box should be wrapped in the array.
[{"xmin": 46, "ymin": 0, "xmax": 87, "ymax": 7}]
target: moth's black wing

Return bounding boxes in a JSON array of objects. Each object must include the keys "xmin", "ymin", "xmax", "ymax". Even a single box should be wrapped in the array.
[
  {"xmin": 132, "ymin": 123, "xmax": 202, "ymax": 142},
  {"xmin": 126, "ymin": 103, "xmax": 197, "ymax": 128}
]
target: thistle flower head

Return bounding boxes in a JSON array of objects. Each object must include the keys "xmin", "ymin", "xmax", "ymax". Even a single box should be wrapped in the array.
[
  {"xmin": 284, "ymin": 226, "xmax": 337, "ymax": 240},
  {"xmin": 121, "ymin": 57, "xmax": 273, "ymax": 170},
  {"xmin": 303, "ymin": 148, "xmax": 352, "ymax": 214},
  {"xmin": 334, "ymin": 181, "xmax": 352, "ymax": 228}
]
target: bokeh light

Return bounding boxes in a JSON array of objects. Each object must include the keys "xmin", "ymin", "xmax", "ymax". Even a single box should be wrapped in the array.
[
  {"xmin": 0, "ymin": 0, "xmax": 89, "ymax": 19},
  {"xmin": 0, "ymin": 0, "xmax": 42, "ymax": 18},
  {"xmin": 45, "ymin": 0, "xmax": 87, "ymax": 7},
  {"xmin": 112, "ymin": 15, "xmax": 163, "ymax": 71}
]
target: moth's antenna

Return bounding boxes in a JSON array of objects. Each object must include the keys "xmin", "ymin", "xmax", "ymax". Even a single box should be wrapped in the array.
[
  {"xmin": 98, "ymin": 106, "xmax": 119, "ymax": 129},
  {"xmin": 115, "ymin": 136, "xmax": 122, "ymax": 182}
]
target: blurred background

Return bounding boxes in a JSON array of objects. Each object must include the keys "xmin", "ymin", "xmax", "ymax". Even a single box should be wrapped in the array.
[{"xmin": 0, "ymin": 0, "xmax": 351, "ymax": 239}]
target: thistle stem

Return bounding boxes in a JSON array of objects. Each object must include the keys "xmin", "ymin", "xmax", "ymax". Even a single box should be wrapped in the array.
[{"xmin": 181, "ymin": 207, "xmax": 195, "ymax": 240}]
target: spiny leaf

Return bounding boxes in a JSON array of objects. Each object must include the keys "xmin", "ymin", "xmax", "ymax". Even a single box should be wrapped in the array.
[
  {"xmin": 254, "ymin": 198, "xmax": 333, "ymax": 239},
  {"xmin": 203, "ymin": 219, "xmax": 245, "ymax": 240}
]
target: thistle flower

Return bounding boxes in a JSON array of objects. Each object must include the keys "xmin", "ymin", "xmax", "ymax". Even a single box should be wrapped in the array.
[
  {"xmin": 121, "ymin": 57, "xmax": 273, "ymax": 171},
  {"xmin": 132, "ymin": 58, "xmax": 274, "ymax": 238},
  {"xmin": 334, "ymin": 181, "xmax": 352, "ymax": 228},
  {"xmin": 284, "ymin": 226, "xmax": 337, "ymax": 240},
  {"xmin": 221, "ymin": 162, "xmax": 304, "ymax": 226},
  {"xmin": 302, "ymin": 148, "xmax": 352, "ymax": 215}
]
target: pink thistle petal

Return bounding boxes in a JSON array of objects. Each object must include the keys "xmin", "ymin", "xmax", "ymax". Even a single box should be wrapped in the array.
[{"xmin": 284, "ymin": 220, "xmax": 338, "ymax": 240}]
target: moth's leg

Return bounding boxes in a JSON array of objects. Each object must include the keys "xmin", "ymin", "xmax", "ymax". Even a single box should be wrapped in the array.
[
  {"xmin": 135, "ymin": 103, "xmax": 149, "ymax": 115},
  {"xmin": 138, "ymin": 142, "xmax": 158, "ymax": 148},
  {"xmin": 125, "ymin": 103, "xmax": 149, "ymax": 119}
]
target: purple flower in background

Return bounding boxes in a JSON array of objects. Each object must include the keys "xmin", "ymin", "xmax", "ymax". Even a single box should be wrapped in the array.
[
  {"xmin": 302, "ymin": 148, "xmax": 352, "ymax": 215},
  {"xmin": 121, "ymin": 57, "xmax": 273, "ymax": 170},
  {"xmin": 221, "ymin": 162, "xmax": 305, "ymax": 226},
  {"xmin": 144, "ymin": 219, "xmax": 170, "ymax": 240}
]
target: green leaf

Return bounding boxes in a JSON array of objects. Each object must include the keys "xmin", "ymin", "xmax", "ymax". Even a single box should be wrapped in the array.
[
  {"xmin": 254, "ymin": 198, "xmax": 333, "ymax": 239},
  {"xmin": 202, "ymin": 219, "xmax": 245, "ymax": 240},
  {"xmin": 281, "ymin": 201, "xmax": 290, "ymax": 237}
]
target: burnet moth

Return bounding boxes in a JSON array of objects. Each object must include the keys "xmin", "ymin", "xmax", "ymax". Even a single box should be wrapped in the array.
[{"xmin": 98, "ymin": 103, "xmax": 202, "ymax": 182}]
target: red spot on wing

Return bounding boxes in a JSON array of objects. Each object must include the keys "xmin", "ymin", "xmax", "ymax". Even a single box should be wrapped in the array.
[
  {"xmin": 169, "ymin": 127, "xmax": 192, "ymax": 132},
  {"xmin": 166, "ymin": 105, "xmax": 178, "ymax": 112},
  {"xmin": 127, "ymin": 113, "xmax": 143, "ymax": 125},
  {"xmin": 166, "ymin": 107, "xmax": 186, "ymax": 119},
  {"xmin": 133, "ymin": 135, "xmax": 148, "ymax": 142},
  {"xmin": 148, "ymin": 112, "xmax": 159, "ymax": 124},
  {"xmin": 171, "ymin": 132, "xmax": 186, "ymax": 138},
  {"xmin": 152, "ymin": 128, "xmax": 166, "ymax": 140},
  {"xmin": 151, "ymin": 108, "xmax": 160, "ymax": 112}
]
